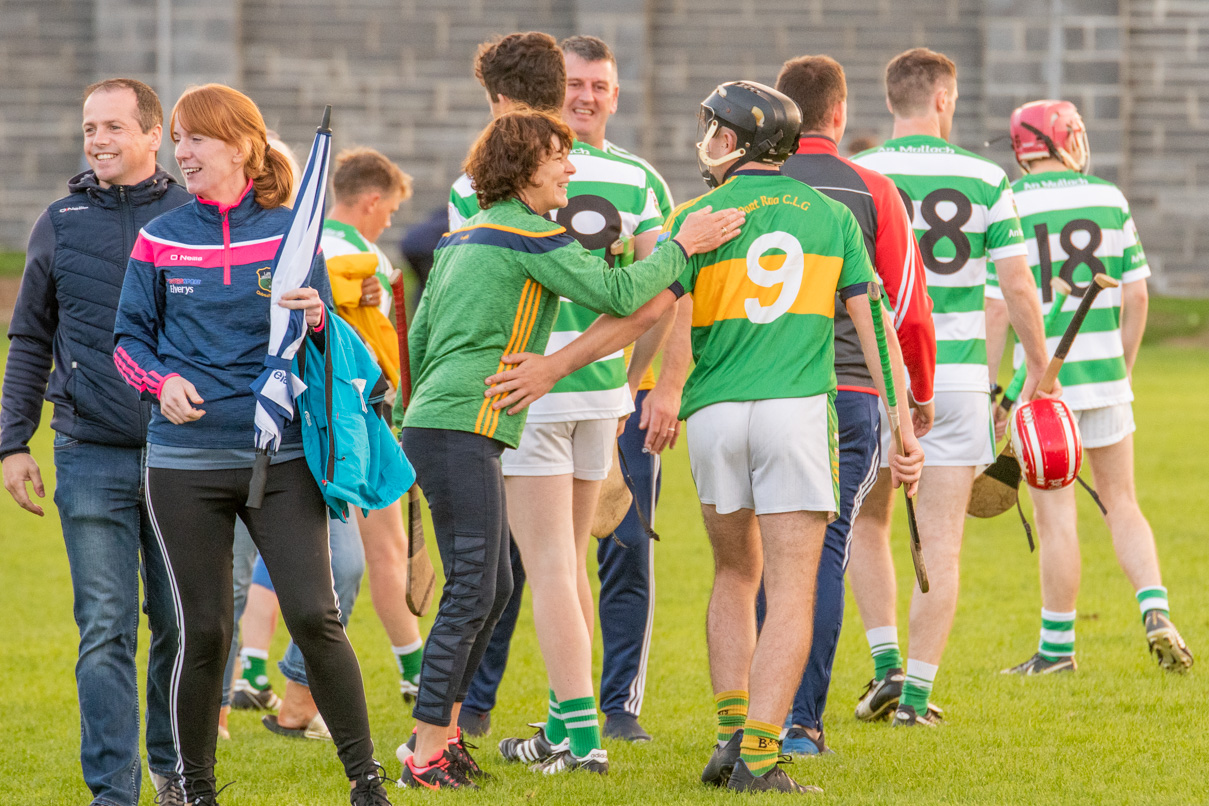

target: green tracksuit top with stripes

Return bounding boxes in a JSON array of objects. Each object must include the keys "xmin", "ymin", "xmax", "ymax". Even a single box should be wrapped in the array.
[
  {"xmin": 985, "ymin": 169, "xmax": 1150, "ymax": 411},
  {"xmin": 397, "ymin": 197, "xmax": 686, "ymax": 448},
  {"xmin": 450, "ymin": 140, "xmax": 672, "ymax": 422}
]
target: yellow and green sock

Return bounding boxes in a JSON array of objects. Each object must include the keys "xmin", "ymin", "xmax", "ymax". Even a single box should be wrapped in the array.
[
  {"xmin": 738, "ymin": 719, "xmax": 781, "ymax": 777},
  {"xmin": 715, "ymin": 689, "xmax": 748, "ymax": 746}
]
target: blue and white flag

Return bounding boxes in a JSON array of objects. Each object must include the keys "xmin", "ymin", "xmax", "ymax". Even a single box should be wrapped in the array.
[{"xmin": 247, "ymin": 106, "xmax": 332, "ymax": 506}]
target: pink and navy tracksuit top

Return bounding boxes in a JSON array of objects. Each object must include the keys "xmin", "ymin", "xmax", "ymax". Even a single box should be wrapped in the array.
[{"xmin": 114, "ymin": 180, "xmax": 331, "ymax": 450}]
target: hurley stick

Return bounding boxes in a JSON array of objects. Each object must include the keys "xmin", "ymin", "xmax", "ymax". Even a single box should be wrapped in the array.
[
  {"xmin": 969, "ymin": 278, "xmax": 1070, "ymax": 519},
  {"xmin": 968, "ymin": 273, "xmax": 1119, "ymax": 522},
  {"xmin": 393, "ymin": 276, "xmax": 436, "ymax": 617},
  {"xmin": 998, "ymin": 277, "xmax": 1072, "ymax": 414},
  {"xmin": 868, "ymin": 282, "xmax": 929, "ymax": 593},
  {"xmin": 1037, "ymin": 273, "xmax": 1120, "ymax": 393}
]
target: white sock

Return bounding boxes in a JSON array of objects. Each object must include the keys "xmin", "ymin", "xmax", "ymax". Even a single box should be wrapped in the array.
[
  {"xmin": 904, "ymin": 658, "xmax": 938, "ymax": 688},
  {"xmin": 865, "ymin": 626, "xmax": 899, "ymax": 656}
]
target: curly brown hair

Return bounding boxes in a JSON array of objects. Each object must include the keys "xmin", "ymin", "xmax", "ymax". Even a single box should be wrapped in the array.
[
  {"xmin": 474, "ymin": 32, "xmax": 565, "ymax": 112},
  {"xmin": 463, "ymin": 109, "xmax": 574, "ymax": 210}
]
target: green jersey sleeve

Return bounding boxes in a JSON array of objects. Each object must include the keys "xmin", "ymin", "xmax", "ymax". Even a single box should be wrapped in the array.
[
  {"xmin": 985, "ymin": 178, "xmax": 1028, "ymax": 262},
  {"xmin": 523, "ymin": 237, "xmax": 687, "ymax": 318},
  {"xmin": 1121, "ymin": 207, "xmax": 1151, "ymax": 284}
]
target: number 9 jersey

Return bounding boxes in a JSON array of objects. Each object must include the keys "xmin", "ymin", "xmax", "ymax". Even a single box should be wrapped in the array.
[
  {"xmin": 853, "ymin": 135, "xmax": 1028, "ymax": 393},
  {"xmin": 662, "ymin": 169, "xmax": 874, "ymax": 420}
]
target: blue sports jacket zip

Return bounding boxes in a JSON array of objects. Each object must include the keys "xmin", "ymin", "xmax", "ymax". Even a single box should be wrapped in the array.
[{"xmin": 114, "ymin": 180, "xmax": 332, "ymax": 449}]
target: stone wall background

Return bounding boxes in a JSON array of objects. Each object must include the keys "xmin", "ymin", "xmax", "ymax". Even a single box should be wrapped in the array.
[{"xmin": 2, "ymin": 0, "xmax": 1206, "ymax": 291}]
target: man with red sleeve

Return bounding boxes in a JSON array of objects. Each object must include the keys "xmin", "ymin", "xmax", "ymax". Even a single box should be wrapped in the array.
[{"xmin": 762, "ymin": 54, "xmax": 936, "ymax": 755}]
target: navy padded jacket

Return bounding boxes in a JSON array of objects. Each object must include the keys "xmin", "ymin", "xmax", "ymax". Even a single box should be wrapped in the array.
[{"xmin": 0, "ymin": 168, "xmax": 191, "ymax": 459}]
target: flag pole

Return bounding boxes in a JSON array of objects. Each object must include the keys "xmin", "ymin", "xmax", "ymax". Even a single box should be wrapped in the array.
[{"xmin": 246, "ymin": 105, "xmax": 334, "ymax": 509}]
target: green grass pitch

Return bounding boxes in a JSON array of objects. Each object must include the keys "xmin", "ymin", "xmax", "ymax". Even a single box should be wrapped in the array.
[{"xmin": 2, "ymin": 338, "xmax": 1207, "ymax": 804}]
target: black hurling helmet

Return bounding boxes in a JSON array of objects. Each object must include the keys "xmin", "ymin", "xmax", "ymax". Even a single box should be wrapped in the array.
[{"xmin": 697, "ymin": 80, "xmax": 803, "ymax": 188}]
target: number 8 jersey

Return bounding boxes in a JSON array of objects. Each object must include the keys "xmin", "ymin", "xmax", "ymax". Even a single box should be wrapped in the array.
[
  {"xmin": 663, "ymin": 170, "xmax": 874, "ymax": 420},
  {"xmin": 854, "ymin": 135, "xmax": 1027, "ymax": 392}
]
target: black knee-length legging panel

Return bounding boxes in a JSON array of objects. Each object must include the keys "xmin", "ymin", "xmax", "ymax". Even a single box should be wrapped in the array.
[
  {"xmin": 146, "ymin": 459, "xmax": 375, "ymax": 798},
  {"xmin": 401, "ymin": 427, "xmax": 514, "ymax": 726}
]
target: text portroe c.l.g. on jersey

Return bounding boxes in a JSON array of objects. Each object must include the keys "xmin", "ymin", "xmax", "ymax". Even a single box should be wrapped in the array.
[
  {"xmin": 449, "ymin": 139, "xmax": 671, "ymax": 422},
  {"xmin": 985, "ymin": 169, "xmax": 1150, "ymax": 411},
  {"xmin": 854, "ymin": 134, "xmax": 1028, "ymax": 394},
  {"xmin": 663, "ymin": 170, "xmax": 874, "ymax": 421}
]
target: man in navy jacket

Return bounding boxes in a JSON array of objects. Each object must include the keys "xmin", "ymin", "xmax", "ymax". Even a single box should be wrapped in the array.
[{"xmin": 0, "ymin": 78, "xmax": 191, "ymax": 806}]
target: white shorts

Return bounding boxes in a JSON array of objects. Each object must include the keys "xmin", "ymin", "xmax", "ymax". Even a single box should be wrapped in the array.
[
  {"xmin": 686, "ymin": 396, "xmax": 837, "ymax": 517},
  {"xmin": 501, "ymin": 417, "xmax": 617, "ymax": 480},
  {"xmin": 1073, "ymin": 402, "xmax": 1136, "ymax": 449},
  {"xmin": 880, "ymin": 390, "xmax": 994, "ymax": 468}
]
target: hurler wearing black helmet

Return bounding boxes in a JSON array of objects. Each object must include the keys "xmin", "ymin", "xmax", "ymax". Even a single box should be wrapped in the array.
[
  {"xmin": 696, "ymin": 81, "xmax": 802, "ymax": 186},
  {"xmin": 663, "ymin": 78, "xmax": 923, "ymax": 793}
]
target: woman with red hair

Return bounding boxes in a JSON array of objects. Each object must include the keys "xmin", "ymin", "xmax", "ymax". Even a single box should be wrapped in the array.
[{"xmin": 115, "ymin": 84, "xmax": 390, "ymax": 805}]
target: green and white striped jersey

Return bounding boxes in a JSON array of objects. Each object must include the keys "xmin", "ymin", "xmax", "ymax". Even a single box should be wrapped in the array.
[
  {"xmin": 854, "ymin": 135, "xmax": 1027, "ymax": 392},
  {"xmin": 986, "ymin": 170, "xmax": 1149, "ymax": 411},
  {"xmin": 448, "ymin": 139, "xmax": 669, "ymax": 421}
]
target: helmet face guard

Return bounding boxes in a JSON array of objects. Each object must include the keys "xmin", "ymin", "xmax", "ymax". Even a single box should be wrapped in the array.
[
  {"xmin": 1010, "ymin": 100, "xmax": 1090, "ymax": 174},
  {"xmin": 695, "ymin": 81, "xmax": 802, "ymax": 188},
  {"xmin": 696, "ymin": 114, "xmax": 748, "ymax": 188}
]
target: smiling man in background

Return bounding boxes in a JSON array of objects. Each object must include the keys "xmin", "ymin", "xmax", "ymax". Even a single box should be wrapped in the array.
[{"xmin": 0, "ymin": 78, "xmax": 191, "ymax": 806}]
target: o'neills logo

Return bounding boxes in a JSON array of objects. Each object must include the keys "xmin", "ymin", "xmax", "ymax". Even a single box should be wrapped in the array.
[
  {"xmin": 170, "ymin": 253, "xmax": 203, "ymax": 262},
  {"xmin": 256, "ymin": 266, "xmax": 272, "ymax": 297}
]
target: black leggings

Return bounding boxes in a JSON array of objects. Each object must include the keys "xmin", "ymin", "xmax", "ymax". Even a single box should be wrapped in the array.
[
  {"xmin": 146, "ymin": 458, "xmax": 374, "ymax": 798},
  {"xmin": 401, "ymin": 427, "xmax": 514, "ymax": 726}
]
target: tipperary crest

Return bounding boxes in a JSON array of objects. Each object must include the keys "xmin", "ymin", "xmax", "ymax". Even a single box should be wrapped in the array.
[{"xmin": 256, "ymin": 266, "xmax": 272, "ymax": 297}]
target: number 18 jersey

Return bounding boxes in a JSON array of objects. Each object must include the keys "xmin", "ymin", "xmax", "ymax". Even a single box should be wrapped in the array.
[
  {"xmin": 987, "ymin": 170, "xmax": 1150, "ymax": 411},
  {"xmin": 854, "ymin": 135, "xmax": 1027, "ymax": 392},
  {"xmin": 663, "ymin": 170, "xmax": 874, "ymax": 420}
]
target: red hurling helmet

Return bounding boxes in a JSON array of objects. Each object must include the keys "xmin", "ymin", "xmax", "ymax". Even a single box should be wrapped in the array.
[
  {"xmin": 1010, "ymin": 398, "xmax": 1084, "ymax": 490},
  {"xmin": 1010, "ymin": 100, "xmax": 1090, "ymax": 173}
]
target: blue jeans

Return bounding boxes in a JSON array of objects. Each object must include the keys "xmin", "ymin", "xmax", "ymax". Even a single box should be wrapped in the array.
[
  {"xmin": 756, "ymin": 391, "xmax": 881, "ymax": 736},
  {"xmin": 52, "ymin": 436, "xmax": 178, "ymax": 806}
]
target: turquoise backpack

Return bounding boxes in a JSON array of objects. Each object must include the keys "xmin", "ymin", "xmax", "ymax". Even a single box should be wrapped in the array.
[{"xmin": 295, "ymin": 309, "xmax": 415, "ymax": 520}]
